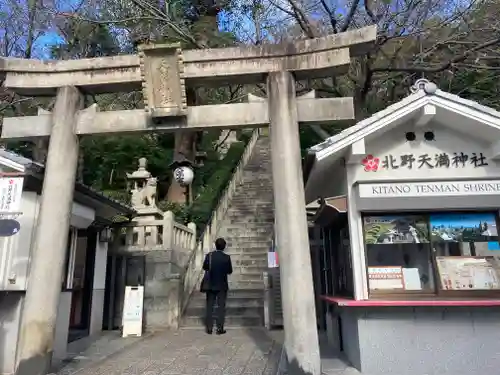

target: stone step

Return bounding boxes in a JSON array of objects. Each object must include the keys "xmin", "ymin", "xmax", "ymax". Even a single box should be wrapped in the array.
[
  {"xmin": 227, "ymin": 206, "xmax": 274, "ymax": 212},
  {"xmin": 229, "ymin": 210, "xmax": 273, "ymax": 215},
  {"xmin": 223, "ymin": 222, "xmax": 273, "ymax": 229},
  {"xmin": 231, "ymin": 189, "xmax": 272, "ymax": 194},
  {"xmin": 230, "ymin": 276, "xmax": 264, "ymax": 284},
  {"xmin": 228, "ymin": 249, "xmax": 268, "ymax": 255},
  {"xmin": 222, "ymin": 229, "xmax": 272, "ymax": 235},
  {"xmin": 222, "ymin": 230, "xmax": 272, "ymax": 237},
  {"xmin": 227, "ymin": 242, "xmax": 272, "ymax": 249},
  {"xmin": 227, "ymin": 256, "xmax": 268, "ymax": 262},
  {"xmin": 231, "ymin": 261, "xmax": 268, "ymax": 269},
  {"xmin": 223, "ymin": 228, "xmax": 272, "ymax": 236},
  {"xmin": 231, "ymin": 270, "xmax": 265, "ymax": 278},
  {"xmin": 227, "ymin": 234, "xmax": 271, "ymax": 241},
  {"xmin": 184, "ymin": 305, "xmax": 263, "ymax": 317},
  {"xmin": 229, "ymin": 257, "xmax": 267, "ymax": 264},
  {"xmin": 232, "ymin": 265, "xmax": 267, "ymax": 273},
  {"xmin": 229, "ymin": 196, "xmax": 272, "ymax": 201},
  {"xmin": 181, "ymin": 314, "xmax": 263, "ymax": 328},
  {"xmin": 226, "ymin": 246, "xmax": 269, "ymax": 253},
  {"xmin": 226, "ymin": 210, "xmax": 274, "ymax": 219},
  {"xmin": 225, "ymin": 220, "xmax": 274, "ymax": 227},
  {"xmin": 231, "ymin": 259, "xmax": 268, "ymax": 267},
  {"xmin": 226, "ymin": 247, "xmax": 270, "ymax": 254},
  {"xmin": 190, "ymin": 289, "xmax": 263, "ymax": 299},
  {"xmin": 225, "ymin": 215, "xmax": 274, "ymax": 222},
  {"xmin": 228, "ymin": 281, "xmax": 264, "ymax": 289},
  {"xmin": 225, "ymin": 213, "xmax": 273, "ymax": 219},
  {"xmin": 227, "ymin": 253, "xmax": 268, "ymax": 261},
  {"xmin": 226, "ymin": 207, "xmax": 274, "ymax": 213},
  {"xmin": 187, "ymin": 296, "xmax": 263, "ymax": 308}
]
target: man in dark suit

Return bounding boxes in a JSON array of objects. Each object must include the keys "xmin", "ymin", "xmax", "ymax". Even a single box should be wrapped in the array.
[{"xmin": 203, "ymin": 237, "xmax": 233, "ymax": 335}]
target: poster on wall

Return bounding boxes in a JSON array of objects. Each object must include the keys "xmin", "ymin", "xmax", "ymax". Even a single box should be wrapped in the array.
[
  {"xmin": 0, "ymin": 177, "xmax": 23, "ymax": 213},
  {"xmin": 429, "ymin": 213, "xmax": 499, "ymax": 248},
  {"xmin": 436, "ymin": 256, "xmax": 500, "ymax": 290},
  {"xmin": 363, "ymin": 216, "xmax": 429, "ymax": 244},
  {"xmin": 368, "ymin": 266, "xmax": 404, "ymax": 290}
]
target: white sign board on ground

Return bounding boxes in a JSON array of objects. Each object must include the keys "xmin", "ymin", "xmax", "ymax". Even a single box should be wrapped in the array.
[
  {"xmin": 122, "ymin": 286, "xmax": 144, "ymax": 337},
  {"xmin": 359, "ymin": 180, "xmax": 500, "ymax": 198},
  {"xmin": 0, "ymin": 177, "xmax": 23, "ymax": 213}
]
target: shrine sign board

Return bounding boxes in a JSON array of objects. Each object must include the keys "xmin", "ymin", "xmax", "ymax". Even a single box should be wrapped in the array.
[
  {"xmin": 359, "ymin": 180, "xmax": 500, "ymax": 198},
  {"xmin": 361, "ymin": 151, "xmax": 489, "ymax": 172}
]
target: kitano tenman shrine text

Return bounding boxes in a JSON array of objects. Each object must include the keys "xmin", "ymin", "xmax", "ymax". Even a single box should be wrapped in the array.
[{"xmin": 359, "ymin": 180, "xmax": 500, "ymax": 198}]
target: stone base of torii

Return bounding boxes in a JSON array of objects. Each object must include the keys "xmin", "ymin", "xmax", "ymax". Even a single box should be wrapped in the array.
[{"xmin": 0, "ymin": 26, "xmax": 377, "ymax": 375}]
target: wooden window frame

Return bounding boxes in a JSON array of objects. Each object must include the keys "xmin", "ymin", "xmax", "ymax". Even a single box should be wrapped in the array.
[{"xmin": 362, "ymin": 211, "xmax": 500, "ymax": 299}]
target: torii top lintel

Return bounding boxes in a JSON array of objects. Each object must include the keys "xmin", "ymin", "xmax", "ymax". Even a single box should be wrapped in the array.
[{"xmin": 0, "ymin": 26, "xmax": 376, "ymax": 97}]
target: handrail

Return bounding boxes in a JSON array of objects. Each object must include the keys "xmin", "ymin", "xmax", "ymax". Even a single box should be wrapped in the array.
[{"xmin": 180, "ymin": 128, "xmax": 262, "ymax": 312}]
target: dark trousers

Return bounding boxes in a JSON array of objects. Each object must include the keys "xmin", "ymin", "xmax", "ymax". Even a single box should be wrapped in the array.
[{"xmin": 205, "ymin": 290, "xmax": 227, "ymax": 329}]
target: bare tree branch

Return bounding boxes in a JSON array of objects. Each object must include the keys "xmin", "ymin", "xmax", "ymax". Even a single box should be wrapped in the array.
[{"xmin": 372, "ymin": 36, "xmax": 500, "ymax": 73}]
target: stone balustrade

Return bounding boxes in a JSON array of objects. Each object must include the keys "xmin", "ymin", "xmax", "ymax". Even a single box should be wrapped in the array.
[{"xmin": 117, "ymin": 211, "xmax": 196, "ymax": 253}]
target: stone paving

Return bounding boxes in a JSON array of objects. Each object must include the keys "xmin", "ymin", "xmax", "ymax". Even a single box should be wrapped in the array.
[{"xmin": 53, "ymin": 328, "xmax": 283, "ymax": 375}]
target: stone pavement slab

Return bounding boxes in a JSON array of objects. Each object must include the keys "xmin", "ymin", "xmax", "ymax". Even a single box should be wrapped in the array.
[{"xmin": 54, "ymin": 328, "xmax": 283, "ymax": 375}]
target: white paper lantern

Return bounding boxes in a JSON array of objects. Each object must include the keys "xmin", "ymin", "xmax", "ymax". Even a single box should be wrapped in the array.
[{"xmin": 173, "ymin": 166, "xmax": 194, "ymax": 186}]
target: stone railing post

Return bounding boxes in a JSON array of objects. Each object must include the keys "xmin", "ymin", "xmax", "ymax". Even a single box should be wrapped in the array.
[
  {"xmin": 187, "ymin": 222, "xmax": 196, "ymax": 249},
  {"xmin": 162, "ymin": 211, "xmax": 174, "ymax": 250}
]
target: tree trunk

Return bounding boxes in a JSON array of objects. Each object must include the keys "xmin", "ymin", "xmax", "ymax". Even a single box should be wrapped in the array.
[
  {"xmin": 25, "ymin": 0, "xmax": 38, "ymax": 59},
  {"xmin": 32, "ymin": 139, "xmax": 49, "ymax": 164},
  {"xmin": 166, "ymin": 8, "xmax": 220, "ymax": 204},
  {"xmin": 166, "ymin": 87, "xmax": 197, "ymax": 204}
]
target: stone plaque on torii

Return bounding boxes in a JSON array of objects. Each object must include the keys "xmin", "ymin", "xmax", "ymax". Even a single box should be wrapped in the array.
[{"xmin": 0, "ymin": 26, "xmax": 376, "ymax": 375}]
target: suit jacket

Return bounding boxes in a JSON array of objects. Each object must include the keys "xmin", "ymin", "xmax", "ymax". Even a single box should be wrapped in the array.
[{"xmin": 203, "ymin": 250, "xmax": 233, "ymax": 291}]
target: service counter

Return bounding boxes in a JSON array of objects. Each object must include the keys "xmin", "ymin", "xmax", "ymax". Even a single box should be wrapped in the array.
[{"xmin": 321, "ymin": 296, "xmax": 500, "ymax": 375}]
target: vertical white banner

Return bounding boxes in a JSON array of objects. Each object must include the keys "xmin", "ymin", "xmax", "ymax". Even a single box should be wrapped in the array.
[{"xmin": 0, "ymin": 177, "xmax": 24, "ymax": 213}]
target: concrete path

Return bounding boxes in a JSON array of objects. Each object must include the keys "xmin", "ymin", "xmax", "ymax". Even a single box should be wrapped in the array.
[{"xmin": 53, "ymin": 329, "xmax": 283, "ymax": 375}]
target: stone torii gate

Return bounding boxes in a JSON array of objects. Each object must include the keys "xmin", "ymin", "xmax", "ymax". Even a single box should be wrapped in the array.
[{"xmin": 0, "ymin": 26, "xmax": 376, "ymax": 375}]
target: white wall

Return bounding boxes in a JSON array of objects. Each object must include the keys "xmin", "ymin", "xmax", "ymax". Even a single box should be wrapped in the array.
[
  {"xmin": 0, "ymin": 292, "xmax": 24, "ymax": 375},
  {"xmin": 0, "ymin": 192, "xmax": 38, "ymax": 291},
  {"xmin": 89, "ymin": 234, "xmax": 108, "ymax": 336},
  {"xmin": 52, "ymin": 292, "xmax": 72, "ymax": 362},
  {"xmin": 70, "ymin": 202, "xmax": 95, "ymax": 229},
  {"xmin": 352, "ymin": 125, "xmax": 500, "ymax": 183}
]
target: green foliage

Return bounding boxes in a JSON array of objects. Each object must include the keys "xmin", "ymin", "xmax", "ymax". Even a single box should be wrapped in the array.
[
  {"xmin": 51, "ymin": 20, "xmax": 120, "ymax": 59},
  {"xmin": 188, "ymin": 141, "xmax": 246, "ymax": 230},
  {"xmin": 81, "ymin": 135, "xmax": 175, "ymax": 196},
  {"xmin": 158, "ymin": 201, "xmax": 193, "ymax": 224},
  {"xmin": 299, "ymin": 126, "xmax": 325, "ymax": 158},
  {"xmin": 158, "ymin": 139, "xmax": 248, "ymax": 233}
]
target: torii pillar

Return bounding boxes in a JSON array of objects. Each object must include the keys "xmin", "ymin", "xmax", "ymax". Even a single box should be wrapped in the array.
[
  {"xmin": 268, "ymin": 71, "xmax": 321, "ymax": 375},
  {"xmin": 16, "ymin": 86, "xmax": 83, "ymax": 375}
]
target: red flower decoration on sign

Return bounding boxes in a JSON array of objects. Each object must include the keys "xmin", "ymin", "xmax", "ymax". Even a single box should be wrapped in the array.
[{"xmin": 362, "ymin": 155, "xmax": 380, "ymax": 172}]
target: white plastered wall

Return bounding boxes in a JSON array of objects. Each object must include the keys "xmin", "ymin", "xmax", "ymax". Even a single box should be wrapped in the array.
[{"xmin": 89, "ymin": 234, "xmax": 108, "ymax": 336}]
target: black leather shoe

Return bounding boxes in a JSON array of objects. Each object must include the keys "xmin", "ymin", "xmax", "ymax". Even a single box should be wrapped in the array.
[
  {"xmin": 216, "ymin": 328, "xmax": 226, "ymax": 335},
  {"xmin": 205, "ymin": 327, "xmax": 213, "ymax": 334}
]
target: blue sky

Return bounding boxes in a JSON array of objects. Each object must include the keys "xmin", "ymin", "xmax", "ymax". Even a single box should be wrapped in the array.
[
  {"xmin": 430, "ymin": 213, "xmax": 497, "ymax": 228},
  {"xmin": 32, "ymin": 8, "xmax": 251, "ymax": 59}
]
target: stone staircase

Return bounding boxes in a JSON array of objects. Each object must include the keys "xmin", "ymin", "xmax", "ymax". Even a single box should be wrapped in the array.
[{"xmin": 181, "ymin": 136, "xmax": 274, "ymax": 328}]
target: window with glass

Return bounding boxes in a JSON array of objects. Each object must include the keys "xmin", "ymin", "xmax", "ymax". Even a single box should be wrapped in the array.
[{"xmin": 363, "ymin": 212, "xmax": 500, "ymax": 297}]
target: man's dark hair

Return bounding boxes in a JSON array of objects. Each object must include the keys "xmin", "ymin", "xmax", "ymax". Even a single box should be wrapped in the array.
[{"xmin": 215, "ymin": 237, "xmax": 226, "ymax": 251}]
